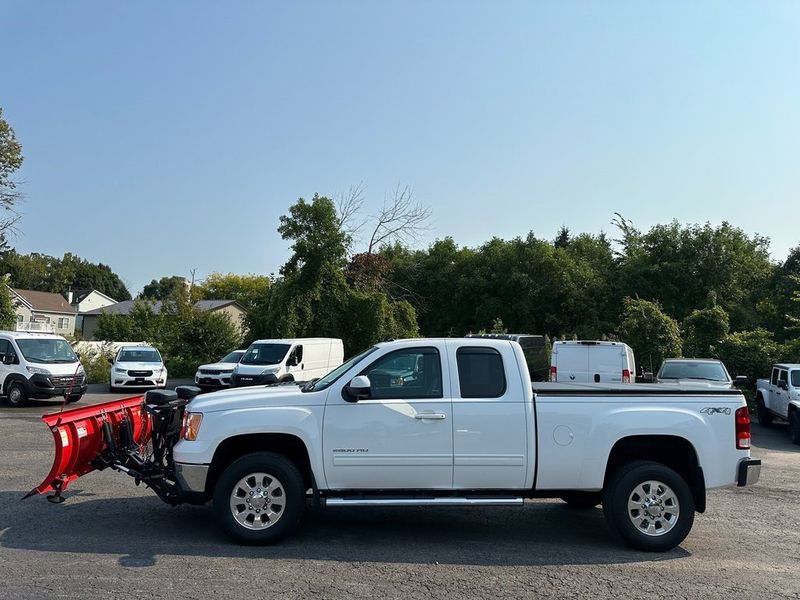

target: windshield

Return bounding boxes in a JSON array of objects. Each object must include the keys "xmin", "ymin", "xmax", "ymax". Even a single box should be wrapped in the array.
[
  {"xmin": 16, "ymin": 338, "xmax": 79, "ymax": 364},
  {"xmin": 118, "ymin": 348, "xmax": 162, "ymax": 363},
  {"xmin": 241, "ymin": 343, "xmax": 290, "ymax": 366},
  {"xmin": 220, "ymin": 350, "xmax": 245, "ymax": 363},
  {"xmin": 305, "ymin": 346, "xmax": 378, "ymax": 392},
  {"xmin": 659, "ymin": 361, "xmax": 728, "ymax": 382},
  {"xmin": 792, "ymin": 370, "xmax": 800, "ymax": 387}
]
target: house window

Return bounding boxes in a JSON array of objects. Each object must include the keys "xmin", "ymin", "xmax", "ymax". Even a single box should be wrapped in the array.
[
  {"xmin": 16, "ymin": 315, "xmax": 23, "ymax": 324},
  {"xmin": 58, "ymin": 317, "xmax": 70, "ymax": 330}
]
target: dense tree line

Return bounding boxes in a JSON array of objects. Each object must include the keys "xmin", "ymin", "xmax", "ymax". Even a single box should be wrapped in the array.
[{"xmin": 0, "ymin": 250, "xmax": 131, "ymax": 300}]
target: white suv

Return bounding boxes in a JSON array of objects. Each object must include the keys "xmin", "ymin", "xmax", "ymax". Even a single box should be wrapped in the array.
[
  {"xmin": 0, "ymin": 331, "xmax": 87, "ymax": 407},
  {"xmin": 109, "ymin": 345, "xmax": 167, "ymax": 392},
  {"xmin": 194, "ymin": 349, "xmax": 246, "ymax": 391}
]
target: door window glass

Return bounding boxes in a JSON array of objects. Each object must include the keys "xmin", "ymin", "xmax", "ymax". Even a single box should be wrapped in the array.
[
  {"xmin": 456, "ymin": 347, "xmax": 506, "ymax": 398},
  {"xmin": 771, "ymin": 368, "xmax": 779, "ymax": 385},
  {"xmin": 361, "ymin": 347, "xmax": 442, "ymax": 399}
]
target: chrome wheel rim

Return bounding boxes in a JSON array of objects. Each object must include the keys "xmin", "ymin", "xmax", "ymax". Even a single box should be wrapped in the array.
[
  {"xmin": 229, "ymin": 472, "xmax": 285, "ymax": 530},
  {"xmin": 627, "ymin": 480, "xmax": 680, "ymax": 537},
  {"xmin": 8, "ymin": 387, "xmax": 21, "ymax": 404}
]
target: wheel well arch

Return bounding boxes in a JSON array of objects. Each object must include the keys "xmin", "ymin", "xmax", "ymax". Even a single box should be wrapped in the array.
[
  {"xmin": 205, "ymin": 433, "xmax": 313, "ymax": 498},
  {"xmin": 604, "ymin": 435, "xmax": 706, "ymax": 513},
  {"xmin": 4, "ymin": 374, "xmax": 28, "ymax": 395}
]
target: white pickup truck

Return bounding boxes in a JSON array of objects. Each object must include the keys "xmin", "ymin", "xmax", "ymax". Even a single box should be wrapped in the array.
[
  {"xmin": 756, "ymin": 363, "xmax": 800, "ymax": 444},
  {"xmin": 30, "ymin": 338, "xmax": 760, "ymax": 552}
]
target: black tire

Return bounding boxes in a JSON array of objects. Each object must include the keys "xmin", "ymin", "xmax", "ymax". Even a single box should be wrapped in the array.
[
  {"xmin": 66, "ymin": 394, "xmax": 82, "ymax": 404},
  {"xmin": 6, "ymin": 381, "xmax": 28, "ymax": 407},
  {"xmin": 603, "ymin": 460, "xmax": 694, "ymax": 552},
  {"xmin": 213, "ymin": 451, "xmax": 305, "ymax": 545},
  {"xmin": 789, "ymin": 410, "xmax": 800, "ymax": 446},
  {"xmin": 560, "ymin": 492, "xmax": 602, "ymax": 509},
  {"xmin": 756, "ymin": 396, "xmax": 773, "ymax": 427},
  {"xmin": 109, "ymin": 384, "xmax": 117, "ymax": 393}
]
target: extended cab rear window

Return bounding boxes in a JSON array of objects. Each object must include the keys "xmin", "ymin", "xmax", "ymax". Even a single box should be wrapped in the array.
[{"xmin": 456, "ymin": 347, "xmax": 506, "ymax": 398}]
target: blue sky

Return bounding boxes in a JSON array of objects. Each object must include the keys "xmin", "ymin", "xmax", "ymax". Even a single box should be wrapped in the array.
[{"xmin": 3, "ymin": 1, "xmax": 799, "ymax": 295}]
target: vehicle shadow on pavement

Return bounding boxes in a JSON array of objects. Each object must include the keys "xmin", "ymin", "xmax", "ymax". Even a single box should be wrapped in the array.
[
  {"xmin": 751, "ymin": 423, "xmax": 799, "ymax": 453},
  {"xmin": 0, "ymin": 491, "xmax": 689, "ymax": 567}
]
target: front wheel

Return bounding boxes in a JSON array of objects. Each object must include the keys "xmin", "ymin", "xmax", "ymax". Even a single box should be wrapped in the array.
[
  {"xmin": 6, "ymin": 381, "xmax": 28, "ymax": 407},
  {"xmin": 756, "ymin": 396, "xmax": 773, "ymax": 427},
  {"xmin": 213, "ymin": 452, "xmax": 305, "ymax": 545},
  {"xmin": 65, "ymin": 394, "xmax": 82, "ymax": 404},
  {"xmin": 603, "ymin": 460, "xmax": 694, "ymax": 552},
  {"xmin": 789, "ymin": 410, "xmax": 800, "ymax": 446}
]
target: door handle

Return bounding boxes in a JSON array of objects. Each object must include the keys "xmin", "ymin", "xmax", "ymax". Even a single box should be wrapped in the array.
[{"xmin": 415, "ymin": 412, "xmax": 446, "ymax": 420}]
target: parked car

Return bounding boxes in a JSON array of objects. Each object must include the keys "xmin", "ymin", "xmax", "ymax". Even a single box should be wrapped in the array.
[
  {"xmin": 194, "ymin": 350, "xmax": 246, "ymax": 391},
  {"xmin": 32, "ymin": 337, "xmax": 760, "ymax": 552},
  {"xmin": 230, "ymin": 338, "xmax": 343, "ymax": 387},
  {"xmin": 550, "ymin": 340, "xmax": 636, "ymax": 383},
  {"xmin": 651, "ymin": 358, "xmax": 747, "ymax": 389},
  {"xmin": 756, "ymin": 364, "xmax": 800, "ymax": 444},
  {"xmin": 108, "ymin": 345, "xmax": 167, "ymax": 392},
  {"xmin": 0, "ymin": 331, "xmax": 87, "ymax": 407}
]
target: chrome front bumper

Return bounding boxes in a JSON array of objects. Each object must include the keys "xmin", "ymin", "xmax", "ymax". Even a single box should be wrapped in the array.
[
  {"xmin": 737, "ymin": 458, "xmax": 761, "ymax": 487},
  {"xmin": 175, "ymin": 462, "xmax": 209, "ymax": 493}
]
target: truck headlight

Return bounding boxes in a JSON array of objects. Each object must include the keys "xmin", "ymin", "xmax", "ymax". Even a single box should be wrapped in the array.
[
  {"xmin": 26, "ymin": 366, "xmax": 51, "ymax": 375},
  {"xmin": 181, "ymin": 412, "xmax": 203, "ymax": 441},
  {"xmin": 114, "ymin": 367, "xmax": 127, "ymax": 373},
  {"xmin": 261, "ymin": 367, "xmax": 279, "ymax": 375}
]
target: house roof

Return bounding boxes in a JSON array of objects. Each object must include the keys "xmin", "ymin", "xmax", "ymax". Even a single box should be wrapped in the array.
[
  {"xmin": 11, "ymin": 288, "xmax": 75, "ymax": 315},
  {"xmin": 71, "ymin": 288, "xmax": 118, "ymax": 307},
  {"xmin": 83, "ymin": 299, "xmax": 244, "ymax": 316}
]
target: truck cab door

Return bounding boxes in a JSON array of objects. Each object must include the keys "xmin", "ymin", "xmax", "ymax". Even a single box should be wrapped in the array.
[
  {"xmin": 777, "ymin": 369, "xmax": 790, "ymax": 417},
  {"xmin": 322, "ymin": 344, "xmax": 453, "ymax": 490},
  {"xmin": 448, "ymin": 340, "xmax": 530, "ymax": 489}
]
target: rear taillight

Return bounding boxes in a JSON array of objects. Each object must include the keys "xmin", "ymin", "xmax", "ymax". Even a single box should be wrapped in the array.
[
  {"xmin": 550, "ymin": 366, "xmax": 557, "ymax": 382},
  {"xmin": 622, "ymin": 369, "xmax": 631, "ymax": 383},
  {"xmin": 735, "ymin": 406, "xmax": 751, "ymax": 450}
]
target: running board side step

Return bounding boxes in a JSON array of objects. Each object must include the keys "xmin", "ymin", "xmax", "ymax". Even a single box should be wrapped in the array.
[{"xmin": 325, "ymin": 497, "xmax": 524, "ymax": 507}]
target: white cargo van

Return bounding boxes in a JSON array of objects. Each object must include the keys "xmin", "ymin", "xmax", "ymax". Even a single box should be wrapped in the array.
[
  {"xmin": 550, "ymin": 340, "xmax": 636, "ymax": 383},
  {"xmin": 230, "ymin": 338, "xmax": 344, "ymax": 387}
]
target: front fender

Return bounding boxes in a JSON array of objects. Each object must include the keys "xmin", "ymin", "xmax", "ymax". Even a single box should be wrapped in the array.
[{"xmin": 172, "ymin": 405, "xmax": 325, "ymax": 482}]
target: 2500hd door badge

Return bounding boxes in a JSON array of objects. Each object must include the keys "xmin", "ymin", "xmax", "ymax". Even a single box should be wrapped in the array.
[{"xmin": 332, "ymin": 448, "xmax": 369, "ymax": 453}]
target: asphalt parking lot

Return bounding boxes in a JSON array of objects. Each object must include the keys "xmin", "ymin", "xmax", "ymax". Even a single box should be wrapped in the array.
[{"xmin": 1, "ymin": 389, "xmax": 798, "ymax": 600}]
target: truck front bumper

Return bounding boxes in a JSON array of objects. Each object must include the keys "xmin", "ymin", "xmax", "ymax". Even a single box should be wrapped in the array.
[
  {"xmin": 737, "ymin": 458, "xmax": 761, "ymax": 486},
  {"xmin": 25, "ymin": 373, "xmax": 88, "ymax": 399},
  {"xmin": 175, "ymin": 462, "xmax": 209, "ymax": 494}
]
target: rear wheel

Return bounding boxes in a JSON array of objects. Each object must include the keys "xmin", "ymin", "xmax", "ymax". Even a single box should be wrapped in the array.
[
  {"xmin": 66, "ymin": 394, "xmax": 82, "ymax": 404},
  {"xmin": 603, "ymin": 460, "xmax": 694, "ymax": 552},
  {"xmin": 560, "ymin": 492, "xmax": 602, "ymax": 509},
  {"xmin": 756, "ymin": 396, "xmax": 773, "ymax": 427},
  {"xmin": 213, "ymin": 452, "xmax": 305, "ymax": 545},
  {"xmin": 789, "ymin": 410, "xmax": 800, "ymax": 446},
  {"xmin": 6, "ymin": 381, "xmax": 28, "ymax": 407}
]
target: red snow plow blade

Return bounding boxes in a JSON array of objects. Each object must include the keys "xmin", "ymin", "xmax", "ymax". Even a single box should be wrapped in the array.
[{"xmin": 25, "ymin": 396, "xmax": 152, "ymax": 501}]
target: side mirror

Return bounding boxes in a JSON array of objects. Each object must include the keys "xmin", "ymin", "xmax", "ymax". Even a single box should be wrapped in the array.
[
  {"xmin": 107, "ymin": 358, "xmax": 114, "ymax": 365},
  {"xmin": 643, "ymin": 372, "xmax": 654, "ymax": 383},
  {"xmin": 2, "ymin": 354, "xmax": 14, "ymax": 366},
  {"xmin": 345, "ymin": 375, "xmax": 371, "ymax": 401},
  {"xmin": 734, "ymin": 375, "xmax": 748, "ymax": 387},
  {"xmin": 779, "ymin": 380, "xmax": 789, "ymax": 391}
]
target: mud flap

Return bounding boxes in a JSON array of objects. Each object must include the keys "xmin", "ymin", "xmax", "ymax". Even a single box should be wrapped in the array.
[{"xmin": 24, "ymin": 396, "xmax": 152, "ymax": 502}]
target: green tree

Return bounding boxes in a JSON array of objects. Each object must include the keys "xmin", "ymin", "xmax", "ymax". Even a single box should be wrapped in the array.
[
  {"xmin": 682, "ymin": 304, "xmax": 730, "ymax": 358},
  {"xmin": 278, "ymin": 194, "xmax": 349, "ymax": 277},
  {"xmin": 714, "ymin": 328, "xmax": 779, "ymax": 386},
  {"xmin": 0, "ymin": 278, "xmax": 17, "ymax": 330},
  {"xmin": 618, "ymin": 297, "xmax": 682, "ymax": 373},
  {"xmin": 196, "ymin": 272, "xmax": 271, "ymax": 310},
  {"xmin": 141, "ymin": 275, "xmax": 187, "ymax": 300},
  {"xmin": 0, "ymin": 108, "xmax": 23, "ymax": 250}
]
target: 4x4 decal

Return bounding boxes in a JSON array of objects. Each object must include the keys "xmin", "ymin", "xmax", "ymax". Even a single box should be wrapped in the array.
[{"xmin": 700, "ymin": 407, "xmax": 732, "ymax": 415}]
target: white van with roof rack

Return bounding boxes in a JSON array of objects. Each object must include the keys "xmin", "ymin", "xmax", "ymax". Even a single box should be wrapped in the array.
[
  {"xmin": 0, "ymin": 331, "xmax": 87, "ymax": 407},
  {"xmin": 550, "ymin": 340, "xmax": 636, "ymax": 384}
]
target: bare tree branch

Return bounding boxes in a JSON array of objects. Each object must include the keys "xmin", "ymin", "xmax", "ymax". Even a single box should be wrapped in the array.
[
  {"xmin": 366, "ymin": 184, "xmax": 431, "ymax": 254},
  {"xmin": 336, "ymin": 182, "xmax": 368, "ymax": 243}
]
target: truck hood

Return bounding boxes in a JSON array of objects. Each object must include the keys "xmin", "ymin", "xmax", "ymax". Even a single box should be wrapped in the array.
[{"xmin": 188, "ymin": 383, "xmax": 320, "ymax": 413}]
